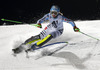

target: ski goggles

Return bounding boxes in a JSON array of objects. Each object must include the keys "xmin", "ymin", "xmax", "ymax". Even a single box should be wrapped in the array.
[{"xmin": 50, "ymin": 11, "xmax": 58, "ymax": 16}]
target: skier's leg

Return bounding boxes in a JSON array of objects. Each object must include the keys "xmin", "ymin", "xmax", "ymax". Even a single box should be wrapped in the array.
[
  {"xmin": 30, "ymin": 34, "xmax": 53, "ymax": 50},
  {"xmin": 36, "ymin": 29, "xmax": 63, "ymax": 46},
  {"xmin": 30, "ymin": 29, "xmax": 63, "ymax": 50},
  {"xmin": 24, "ymin": 34, "xmax": 41, "ymax": 45},
  {"xmin": 36, "ymin": 34, "xmax": 53, "ymax": 46},
  {"xmin": 12, "ymin": 34, "xmax": 41, "ymax": 54}
]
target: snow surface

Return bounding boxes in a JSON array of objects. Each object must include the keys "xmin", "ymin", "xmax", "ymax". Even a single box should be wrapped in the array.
[{"xmin": 0, "ymin": 20, "xmax": 100, "ymax": 70}]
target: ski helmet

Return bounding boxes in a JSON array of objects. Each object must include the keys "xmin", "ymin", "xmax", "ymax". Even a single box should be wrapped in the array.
[
  {"xmin": 50, "ymin": 5, "xmax": 60, "ymax": 17},
  {"xmin": 50, "ymin": 5, "xmax": 60, "ymax": 13}
]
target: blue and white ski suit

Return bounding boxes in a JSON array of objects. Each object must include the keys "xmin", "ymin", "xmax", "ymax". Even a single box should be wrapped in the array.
[{"xmin": 37, "ymin": 13, "xmax": 76, "ymax": 39}]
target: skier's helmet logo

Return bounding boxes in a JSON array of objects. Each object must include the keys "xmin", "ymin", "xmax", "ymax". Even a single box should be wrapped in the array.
[{"xmin": 50, "ymin": 5, "xmax": 60, "ymax": 18}]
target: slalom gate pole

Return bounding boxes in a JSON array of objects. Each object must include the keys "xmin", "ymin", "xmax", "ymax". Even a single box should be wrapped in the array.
[
  {"xmin": 79, "ymin": 31, "xmax": 100, "ymax": 41},
  {"xmin": 1, "ymin": 18, "xmax": 41, "ymax": 27}
]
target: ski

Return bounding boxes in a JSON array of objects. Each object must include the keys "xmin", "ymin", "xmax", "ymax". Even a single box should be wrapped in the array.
[
  {"xmin": 31, "ymin": 42, "xmax": 68, "ymax": 51},
  {"xmin": 25, "ymin": 42, "xmax": 68, "ymax": 59},
  {"xmin": 12, "ymin": 41, "xmax": 68, "ymax": 58},
  {"xmin": 35, "ymin": 43, "xmax": 68, "ymax": 60}
]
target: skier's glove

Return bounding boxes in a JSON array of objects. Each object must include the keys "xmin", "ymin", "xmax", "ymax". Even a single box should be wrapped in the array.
[
  {"xmin": 74, "ymin": 26, "xmax": 80, "ymax": 32},
  {"xmin": 37, "ymin": 23, "xmax": 42, "ymax": 28}
]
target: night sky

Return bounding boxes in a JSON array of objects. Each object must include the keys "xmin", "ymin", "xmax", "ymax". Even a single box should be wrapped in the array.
[{"xmin": 0, "ymin": 0, "xmax": 100, "ymax": 25}]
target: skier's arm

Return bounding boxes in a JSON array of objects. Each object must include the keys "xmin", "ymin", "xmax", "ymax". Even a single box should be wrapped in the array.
[
  {"xmin": 63, "ymin": 16, "xmax": 80, "ymax": 32},
  {"xmin": 62, "ymin": 16, "xmax": 75, "ymax": 27},
  {"xmin": 36, "ymin": 13, "xmax": 49, "ymax": 28}
]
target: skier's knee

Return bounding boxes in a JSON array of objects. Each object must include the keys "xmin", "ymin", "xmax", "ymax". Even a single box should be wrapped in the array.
[
  {"xmin": 36, "ymin": 34, "xmax": 53, "ymax": 46},
  {"xmin": 24, "ymin": 34, "xmax": 41, "ymax": 45}
]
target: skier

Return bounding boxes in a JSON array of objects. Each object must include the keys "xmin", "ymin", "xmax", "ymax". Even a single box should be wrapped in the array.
[{"xmin": 12, "ymin": 5, "xmax": 80, "ymax": 53}]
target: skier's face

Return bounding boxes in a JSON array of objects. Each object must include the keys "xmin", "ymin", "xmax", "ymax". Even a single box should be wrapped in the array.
[{"xmin": 50, "ymin": 11, "xmax": 58, "ymax": 18}]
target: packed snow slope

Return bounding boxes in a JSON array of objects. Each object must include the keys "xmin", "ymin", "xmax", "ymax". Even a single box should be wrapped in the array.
[{"xmin": 0, "ymin": 20, "xmax": 100, "ymax": 70}]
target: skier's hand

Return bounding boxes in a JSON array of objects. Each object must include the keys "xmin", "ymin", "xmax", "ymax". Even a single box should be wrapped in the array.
[
  {"xmin": 37, "ymin": 23, "xmax": 42, "ymax": 28},
  {"xmin": 74, "ymin": 26, "xmax": 80, "ymax": 32}
]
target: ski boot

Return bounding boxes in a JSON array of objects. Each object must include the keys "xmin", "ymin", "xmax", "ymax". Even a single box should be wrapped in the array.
[
  {"xmin": 12, "ymin": 47, "xmax": 22, "ymax": 54},
  {"xmin": 12, "ymin": 44, "xmax": 25, "ymax": 56},
  {"xmin": 12, "ymin": 47, "xmax": 22, "ymax": 57},
  {"xmin": 25, "ymin": 44, "xmax": 38, "ymax": 52},
  {"xmin": 25, "ymin": 44, "xmax": 39, "ymax": 58}
]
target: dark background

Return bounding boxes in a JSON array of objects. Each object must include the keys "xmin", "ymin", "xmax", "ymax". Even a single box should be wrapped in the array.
[{"xmin": 0, "ymin": 0, "xmax": 100, "ymax": 25}]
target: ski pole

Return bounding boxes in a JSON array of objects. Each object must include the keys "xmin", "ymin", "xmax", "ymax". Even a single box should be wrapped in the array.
[
  {"xmin": 78, "ymin": 30, "xmax": 100, "ymax": 55},
  {"xmin": 1, "ymin": 18, "xmax": 41, "ymax": 27},
  {"xmin": 79, "ymin": 31, "xmax": 100, "ymax": 41},
  {"xmin": 1, "ymin": 18, "xmax": 22, "ymax": 23}
]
